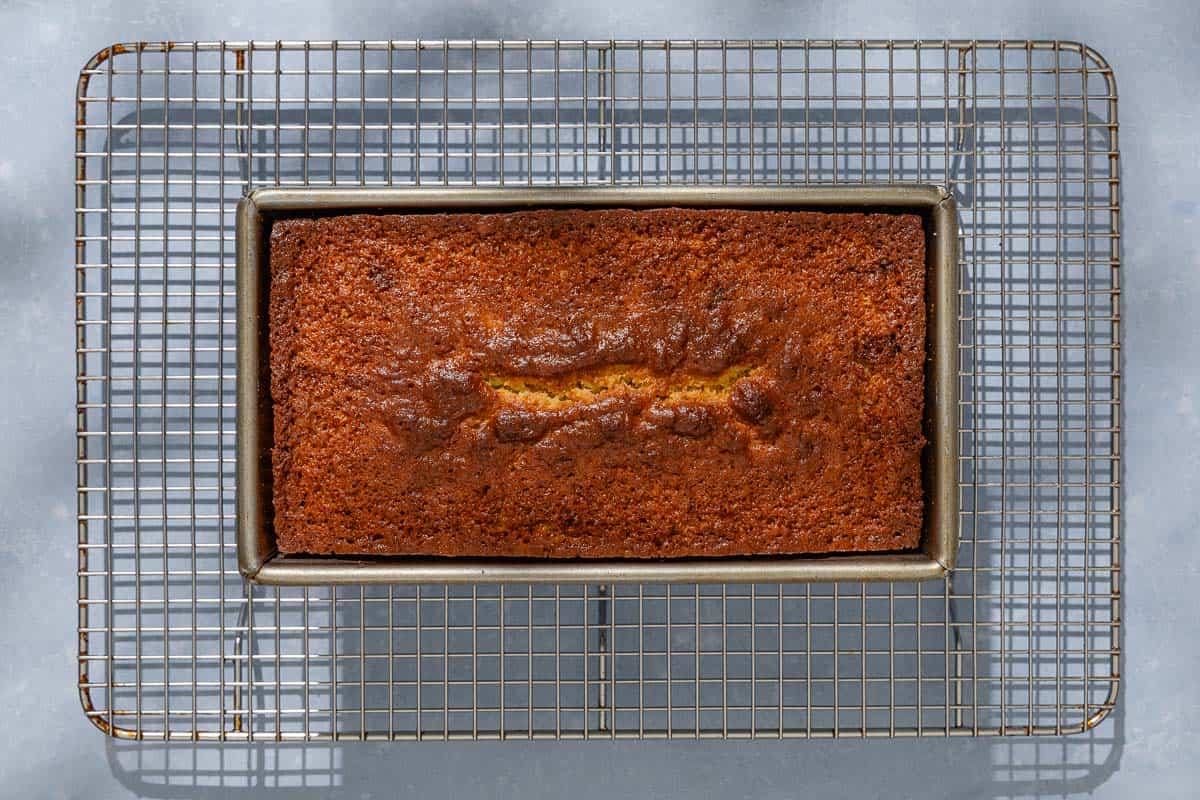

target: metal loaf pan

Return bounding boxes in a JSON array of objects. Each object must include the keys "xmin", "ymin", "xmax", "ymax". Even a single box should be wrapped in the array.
[{"xmin": 237, "ymin": 185, "xmax": 959, "ymax": 585}]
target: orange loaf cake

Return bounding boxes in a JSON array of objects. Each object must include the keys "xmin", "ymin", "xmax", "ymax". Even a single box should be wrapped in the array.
[{"xmin": 268, "ymin": 208, "xmax": 927, "ymax": 557}]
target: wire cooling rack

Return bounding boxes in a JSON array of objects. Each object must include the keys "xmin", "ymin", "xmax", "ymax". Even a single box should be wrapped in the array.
[{"xmin": 74, "ymin": 40, "xmax": 1121, "ymax": 741}]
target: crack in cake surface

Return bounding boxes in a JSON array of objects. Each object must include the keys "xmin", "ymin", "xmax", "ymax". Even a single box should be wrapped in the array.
[{"xmin": 485, "ymin": 364, "xmax": 758, "ymax": 407}]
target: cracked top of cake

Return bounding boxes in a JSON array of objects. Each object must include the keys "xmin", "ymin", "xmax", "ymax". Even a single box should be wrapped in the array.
[{"xmin": 268, "ymin": 208, "xmax": 927, "ymax": 558}]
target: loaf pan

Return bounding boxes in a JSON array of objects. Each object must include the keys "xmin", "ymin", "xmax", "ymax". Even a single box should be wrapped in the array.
[{"xmin": 237, "ymin": 185, "xmax": 959, "ymax": 585}]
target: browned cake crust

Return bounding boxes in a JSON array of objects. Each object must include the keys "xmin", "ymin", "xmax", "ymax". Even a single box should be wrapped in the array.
[{"xmin": 269, "ymin": 208, "xmax": 926, "ymax": 558}]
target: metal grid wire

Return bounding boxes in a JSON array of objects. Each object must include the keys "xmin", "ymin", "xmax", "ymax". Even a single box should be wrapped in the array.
[{"xmin": 74, "ymin": 40, "xmax": 1121, "ymax": 740}]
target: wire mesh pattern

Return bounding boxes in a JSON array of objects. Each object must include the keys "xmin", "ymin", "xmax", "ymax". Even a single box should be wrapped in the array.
[{"xmin": 75, "ymin": 39, "xmax": 1121, "ymax": 740}]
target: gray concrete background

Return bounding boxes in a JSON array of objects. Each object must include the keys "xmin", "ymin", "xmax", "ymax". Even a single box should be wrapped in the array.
[{"xmin": 1, "ymin": 0, "xmax": 1196, "ymax": 797}]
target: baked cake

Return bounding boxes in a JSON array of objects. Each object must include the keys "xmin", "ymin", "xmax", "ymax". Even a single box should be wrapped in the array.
[{"xmin": 268, "ymin": 208, "xmax": 927, "ymax": 557}]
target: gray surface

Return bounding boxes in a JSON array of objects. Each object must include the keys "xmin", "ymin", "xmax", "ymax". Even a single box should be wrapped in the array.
[{"xmin": 0, "ymin": 0, "xmax": 1195, "ymax": 797}]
